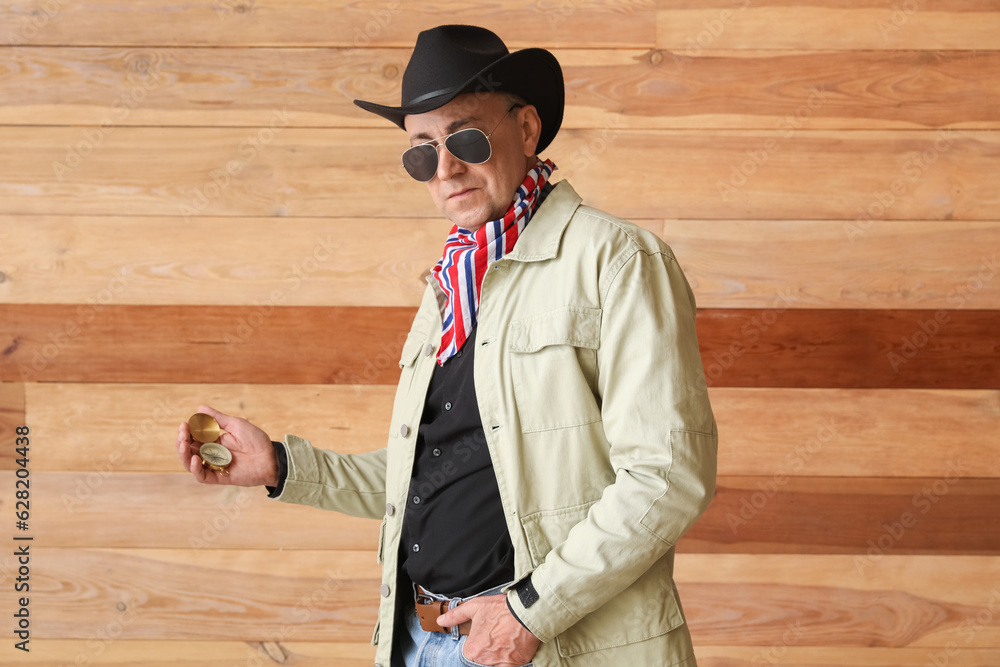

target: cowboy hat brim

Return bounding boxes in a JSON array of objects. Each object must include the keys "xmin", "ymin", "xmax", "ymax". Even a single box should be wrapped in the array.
[{"xmin": 354, "ymin": 47, "xmax": 564, "ymax": 154}]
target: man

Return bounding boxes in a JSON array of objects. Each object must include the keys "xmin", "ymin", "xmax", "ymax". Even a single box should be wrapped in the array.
[{"xmin": 177, "ymin": 24, "xmax": 717, "ymax": 667}]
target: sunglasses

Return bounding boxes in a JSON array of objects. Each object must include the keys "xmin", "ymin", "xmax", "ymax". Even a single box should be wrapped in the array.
[{"xmin": 401, "ymin": 104, "xmax": 522, "ymax": 182}]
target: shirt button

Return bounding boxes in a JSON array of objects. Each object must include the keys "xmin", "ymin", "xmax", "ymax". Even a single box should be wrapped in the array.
[
  {"xmin": 412, "ymin": 543, "xmax": 420, "ymax": 552},
  {"xmin": 380, "ymin": 584, "xmax": 390, "ymax": 597},
  {"xmin": 412, "ymin": 495, "xmax": 421, "ymax": 505},
  {"xmin": 400, "ymin": 424, "xmax": 410, "ymax": 437},
  {"xmin": 444, "ymin": 401, "xmax": 453, "ymax": 411},
  {"xmin": 423, "ymin": 344, "xmax": 434, "ymax": 357},
  {"xmin": 432, "ymin": 448, "xmax": 442, "ymax": 457},
  {"xmin": 385, "ymin": 503, "xmax": 395, "ymax": 517},
  {"xmin": 457, "ymin": 349, "xmax": 463, "ymax": 357}
]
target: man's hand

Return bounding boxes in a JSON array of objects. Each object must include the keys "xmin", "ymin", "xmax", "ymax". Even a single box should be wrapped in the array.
[
  {"xmin": 176, "ymin": 405, "xmax": 278, "ymax": 488},
  {"xmin": 437, "ymin": 595, "xmax": 540, "ymax": 667}
]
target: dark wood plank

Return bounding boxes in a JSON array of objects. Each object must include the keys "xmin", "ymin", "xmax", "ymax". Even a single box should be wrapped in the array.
[
  {"xmin": 4, "ymin": 48, "xmax": 999, "ymax": 129},
  {"xmin": 29, "ymin": 472, "xmax": 1000, "ymax": 555},
  {"xmin": 3, "ymin": 305, "xmax": 999, "ymax": 387},
  {"xmin": 3, "ymin": 127, "xmax": 999, "ymax": 221},
  {"xmin": 680, "ymin": 476, "xmax": 1000, "ymax": 555}
]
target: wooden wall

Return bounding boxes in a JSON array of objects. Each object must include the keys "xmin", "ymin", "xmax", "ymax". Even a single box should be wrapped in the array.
[{"xmin": 1, "ymin": 1, "xmax": 998, "ymax": 665}]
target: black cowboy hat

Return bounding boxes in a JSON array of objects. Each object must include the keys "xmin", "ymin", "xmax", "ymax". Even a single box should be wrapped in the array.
[{"xmin": 354, "ymin": 24, "xmax": 564, "ymax": 153}]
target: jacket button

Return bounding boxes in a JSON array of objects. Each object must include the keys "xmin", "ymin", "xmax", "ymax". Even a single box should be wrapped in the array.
[
  {"xmin": 400, "ymin": 424, "xmax": 410, "ymax": 437},
  {"xmin": 424, "ymin": 344, "xmax": 434, "ymax": 357},
  {"xmin": 380, "ymin": 584, "xmax": 390, "ymax": 597},
  {"xmin": 385, "ymin": 503, "xmax": 395, "ymax": 517}
]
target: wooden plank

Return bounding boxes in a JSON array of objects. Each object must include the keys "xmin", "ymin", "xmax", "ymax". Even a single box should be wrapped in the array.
[
  {"xmin": 656, "ymin": 8, "xmax": 1000, "ymax": 50},
  {"xmin": 21, "ymin": 549, "xmax": 1000, "ymax": 647},
  {"xmin": 2, "ymin": 128, "xmax": 999, "ymax": 221},
  {"xmin": 20, "ymin": 471, "xmax": 999, "ymax": 554},
  {"xmin": 19, "ymin": 471, "xmax": 380, "ymax": 550},
  {"xmin": 4, "ymin": 47, "xmax": 1000, "ymax": 130},
  {"xmin": 3, "ymin": 306, "xmax": 1000, "ymax": 387},
  {"xmin": 9, "ymin": 640, "xmax": 375, "ymax": 666},
  {"xmin": 22, "ymin": 384, "xmax": 1000, "ymax": 478},
  {"xmin": 675, "ymin": 554, "xmax": 1000, "ymax": 647},
  {"xmin": 23, "ymin": 383, "xmax": 395, "ymax": 472},
  {"xmin": 23, "ymin": 548, "xmax": 379, "ymax": 641},
  {"xmin": 0, "ymin": 305, "xmax": 416, "ymax": 385},
  {"xmin": 0, "ymin": 216, "xmax": 444, "ymax": 308},
  {"xmin": 681, "ymin": 476, "xmax": 1000, "ymax": 555},
  {"xmin": 0, "ymin": 0, "xmax": 657, "ymax": 48},
  {"xmin": 712, "ymin": 388, "xmax": 1000, "ymax": 478},
  {"xmin": 5, "ymin": 217, "xmax": 1000, "ymax": 310},
  {"xmin": 2, "ymin": 1, "xmax": 996, "ymax": 48},
  {"xmin": 0, "ymin": 382, "xmax": 25, "ymax": 453},
  {"xmin": 696, "ymin": 647, "xmax": 1000, "ymax": 666}
]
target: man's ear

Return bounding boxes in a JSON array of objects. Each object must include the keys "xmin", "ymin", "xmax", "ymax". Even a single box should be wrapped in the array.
[{"xmin": 518, "ymin": 105, "xmax": 543, "ymax": 157}]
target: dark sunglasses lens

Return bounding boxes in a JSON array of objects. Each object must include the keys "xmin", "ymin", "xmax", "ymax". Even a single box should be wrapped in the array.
[
  {"xmin": 402, "ymin": 145, "xmax": 438, "ymax": 182},
  {"xmin": 446, "ymin": 129, "xmax": 491, "ymax": 164}
]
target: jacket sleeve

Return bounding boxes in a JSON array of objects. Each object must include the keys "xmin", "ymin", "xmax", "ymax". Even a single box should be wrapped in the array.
[
  {"xmin": 506, "ymin": 244, "xmax": 718, "ymax": 641},
  {"xmin": 269, "ymin": 434, "xmax": 388, "ymax": 521}
]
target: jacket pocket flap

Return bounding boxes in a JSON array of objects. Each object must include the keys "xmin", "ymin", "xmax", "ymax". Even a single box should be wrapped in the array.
[
  {"xmin": 508, "ymin": 306, "xmax": 601, "ymax": 353},
  {"xmin": 398, "ymin": 332, "xmax": 426, "ymax": 368}
]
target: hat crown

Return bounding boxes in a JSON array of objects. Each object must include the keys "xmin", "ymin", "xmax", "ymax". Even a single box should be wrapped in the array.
[{"xmin": 401, "ymin": 25, "xmax": 510, "ymax": 106}]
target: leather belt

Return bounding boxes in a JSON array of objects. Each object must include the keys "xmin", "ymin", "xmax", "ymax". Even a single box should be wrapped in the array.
[{"xmin": 415, "ymin": 585, "xmax": 472, "ymax": 635}]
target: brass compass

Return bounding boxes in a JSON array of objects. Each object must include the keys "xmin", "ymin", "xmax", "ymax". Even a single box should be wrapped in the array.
[{"xmin": 188, "ymin": 413, "xmax": 233, "ymax": 476}]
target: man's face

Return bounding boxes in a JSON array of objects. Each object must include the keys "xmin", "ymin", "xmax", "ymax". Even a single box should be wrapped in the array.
[{"xmin": 404, "ymin": 93, "xmax": 541, "ymax": 231}]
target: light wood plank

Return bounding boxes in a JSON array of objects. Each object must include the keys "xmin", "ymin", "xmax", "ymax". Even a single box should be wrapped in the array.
[
  {"xmin": 9, "ymin": 640, "xmax": 375, "ymax": 666},
  {"xmin": 21, "ymin": 384, "xmax": 1000, "ymax": 478},
  {"xmin": 2, "ymin": 128, "xmax": 999, "ymax": 221},
  {"xmin": 0, "ymin": 0, "xmax": 657, "ymax": 48},
  {"xmin": 0, "ymin": 382, "xmax": 24, "ymax": 453},
  {"xmin": 696, "ymin": 647, "xmax": 1000, "ymax": 666},
  {"xmin": 4, "ymin": 217, "xmax": 999, "ymax": 310},
  {"xmin": 4, "ymin": 306, "xmax": 1000, "ymax": 387},
  {"xmin": 20, "ymin": 548, "xmax": 379, "ymax": 641},
  {"xmin": 4, "ymin": 47, "xmax": 1000, "ymax": 130},
  {"xmin": 675, "ymin": 554, "xmax": 1000, "ymax": 647},
  {"xmin": 17, "ymin": 549, "xmax": 1000, "ymax": 647},
  {"xmin": 656, "ymin": 8, "xmax": 1000, "ymax": 50}
]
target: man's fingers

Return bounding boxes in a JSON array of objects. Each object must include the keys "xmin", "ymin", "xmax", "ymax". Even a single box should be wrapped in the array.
[
  {"xmin": 437, "ymin": 601, "xmax": 476, "ymax": 628},
  {"xmin": 196, "ymin": 404, "xmax": 233, "ymax": 428}
]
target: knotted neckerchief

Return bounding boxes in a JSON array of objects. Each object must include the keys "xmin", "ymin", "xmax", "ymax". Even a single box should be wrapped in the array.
[{"xmin": 431, "ymin": 158, "xmax": 556, "ymax": 366}]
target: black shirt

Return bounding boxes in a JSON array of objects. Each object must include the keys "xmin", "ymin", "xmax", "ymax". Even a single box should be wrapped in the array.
[{"xmin": 398, "ymin": 326, "xmax": 515, "ymax": 597}]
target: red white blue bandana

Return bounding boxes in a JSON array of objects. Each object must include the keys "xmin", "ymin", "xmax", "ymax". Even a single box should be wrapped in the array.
[{"xmin": 431, "ymin": 158, "xmax": 556, "ymax": 365}]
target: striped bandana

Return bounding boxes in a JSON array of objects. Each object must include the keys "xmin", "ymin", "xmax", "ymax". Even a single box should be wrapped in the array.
[{"xmin": 431, "ymin": 158, "xmax": 556, "ymax": 366}]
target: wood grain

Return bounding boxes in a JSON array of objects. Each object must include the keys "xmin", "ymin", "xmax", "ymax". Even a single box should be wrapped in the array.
[
  {"xmin": 696, "ymin": 647, "xmax": 1000, "ymax": 666},
  {"xmin": 8, "ymin": 640, "xmax": 376, "ymax": 666},
  {"xmin": 5, "ymin": 305, "xmax": 999, "ymax": 388},
  {"xmin": 683, "ymin": 476, "xmax": 1000, "ymax": 555},
  {"xmin": 656, "ymin": 8, "xmax": 1000, "ymax": 50},
  {"xmin": 676, "ymin": 554, "xmax": 1000, "ymax": 647},
  {"xmin": 3, "ymin": 128, "xmax": 998, "ymax": 221},
  {"xmin": 0, "ymin": 382, "xmax": 25, "ymax": 453},
  {"xmin": 20, "ymin": 384, "xmax": 1000, "ymax": 478},
  {"xmin": 2, "ymin": 1, "xmax": 996, "ymax": 48},
  {"xmin": 5, "ymin": 216, "xmax": 999, "ymax": 310},
  {"xmin": 18, "ymin": 470, "xmax": 999, "ymax": 555},
  {"xmin": 23, "ymin": 548, "xmax": 379, "ymax": 641},
  {"xmin": 3, "ymin": 47, "xmax": 999, "ymax": 130},
  {"xmin": 18, "ymin": 549, "xmax": 1000, "ymax": 646}
]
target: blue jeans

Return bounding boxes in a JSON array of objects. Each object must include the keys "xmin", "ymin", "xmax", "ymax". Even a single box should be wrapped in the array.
[{"xmin": 398, "ymin": 582, "xmax": 533, "ymax": 667}]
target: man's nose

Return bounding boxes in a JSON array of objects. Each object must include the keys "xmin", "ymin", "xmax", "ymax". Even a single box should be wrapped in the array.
[{"xmin": 435, "ymin": 145, "xmax": 465, "ymax": 181}]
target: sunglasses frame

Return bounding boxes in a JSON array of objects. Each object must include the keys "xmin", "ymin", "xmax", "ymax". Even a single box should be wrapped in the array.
[{"xmin": 401, "ymin": 103, "xmax": 523, "ymax": 182}]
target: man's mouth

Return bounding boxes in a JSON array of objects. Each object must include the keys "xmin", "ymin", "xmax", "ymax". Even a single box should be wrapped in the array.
[{"xmin": 448, "ymin": 188, "xmax": 476, "ymax": 200}]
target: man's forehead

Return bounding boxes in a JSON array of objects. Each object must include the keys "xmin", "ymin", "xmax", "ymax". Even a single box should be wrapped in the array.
[{"xmin": 404, "ymin": 94, "xmax": 506, "ymax": 136}]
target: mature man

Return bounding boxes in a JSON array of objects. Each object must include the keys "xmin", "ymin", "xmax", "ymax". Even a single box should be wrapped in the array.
[{"xmin": 178, "ymin": 24, "xmax": 717, "ymax": 667}]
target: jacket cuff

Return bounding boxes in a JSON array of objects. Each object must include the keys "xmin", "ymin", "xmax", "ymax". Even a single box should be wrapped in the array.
[
  {"xmin": 506, "ymin": 576, "xmax": 538, "ymax": 636},
  {"xmin": 265, "ymin": 441, "xmax": 288, "ymax": 498}
]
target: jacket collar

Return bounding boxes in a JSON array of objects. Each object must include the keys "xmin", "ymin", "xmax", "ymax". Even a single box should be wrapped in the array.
[{"xmin": 503, "ymin": 179, "xmax": 581, "ymax": 263}]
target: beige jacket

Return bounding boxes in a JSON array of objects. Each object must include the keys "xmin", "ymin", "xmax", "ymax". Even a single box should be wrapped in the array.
[{"xmin": 273, "ymin": 181, "xmax": 718, "ymax": 667}]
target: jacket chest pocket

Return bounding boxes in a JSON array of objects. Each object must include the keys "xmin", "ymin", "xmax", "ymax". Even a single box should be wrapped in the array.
[{"xmin": 507, "ymin": 306, "xmax": 602, "ymax": 433}]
